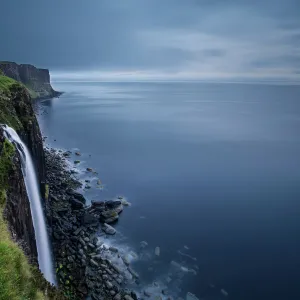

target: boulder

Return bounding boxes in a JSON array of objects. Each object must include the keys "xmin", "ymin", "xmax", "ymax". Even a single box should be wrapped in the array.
[
  {"xmin": 70, "ymin": 198, "xmax": 84, "ymax": 209},
  {"xmin": 66, "ymin": 189, "xmax": 86, "ymax": 204},
  {"xmin": 91, "ymin": 200, "xmax": 105, "ymax": 207},
  {"xmin": 103, "ymin": 223, "xmax": 116, "ymax": 235},
  {"xmin": 105, "ymin": 200, "xmax": 122, "ymax": 209},
  {"xmin": 81, "ymin": 212, "xmax": 99, "ymax": 226}
]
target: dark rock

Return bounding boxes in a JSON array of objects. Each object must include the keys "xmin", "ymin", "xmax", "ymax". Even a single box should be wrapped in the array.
[
  {"xmin": 90, "ymin": 259, "xmax": 99, "ymax": 267},
  {"xmin": 81, "ymin": 212, "xmax": 99, "ymax": 226},
  {"xmin": 105, "ymin": 200, "xmax": 122, "ymax": 209},
  {"xmin": 66, "ymin": 189, "xmax": 86, "ymax": 204},
  {"xmin": 70, "ymin": 198, "xmax": 84, "ymax": 209},
  {"xmin": 91, "ymin": 200, "xmax": 105, "ymax": 207}
]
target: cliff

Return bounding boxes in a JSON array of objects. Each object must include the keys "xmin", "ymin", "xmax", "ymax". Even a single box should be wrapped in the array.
[
  {"xmin": 0, "ymin": 61, "xmax": 61, "ymax": 99},
  {"xmin": 0, "ymin": 78, "xmax": 64, "ymax": 299}
]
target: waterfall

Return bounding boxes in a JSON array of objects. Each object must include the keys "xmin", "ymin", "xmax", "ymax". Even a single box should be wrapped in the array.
[{"xmin": 1, "ymin": 125, "xmax": 56, "ymax": 285}]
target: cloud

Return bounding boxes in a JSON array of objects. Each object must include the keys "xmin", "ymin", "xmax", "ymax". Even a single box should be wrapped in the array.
[{"xmin": 0, "ymin": 0, "xmax": 299, "ymax": 82}]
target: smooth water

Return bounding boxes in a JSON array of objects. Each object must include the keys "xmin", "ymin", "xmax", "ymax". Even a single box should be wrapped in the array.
[
  {"xmin": 2, "ymin": 125, "xmax": 56, "ymax": 285},
  {"xmin": 36, "ymin": 81, "xmax": 300, "ymax": 299}
]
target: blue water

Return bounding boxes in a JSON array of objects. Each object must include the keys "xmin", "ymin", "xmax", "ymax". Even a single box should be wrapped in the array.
[{"xmin": 36, "ymin": 81, "xmax": 300, "ymax": 300}]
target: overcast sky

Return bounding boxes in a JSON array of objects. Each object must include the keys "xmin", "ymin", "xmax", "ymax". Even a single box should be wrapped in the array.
[{"xmin": 1, "ymin": 0, "xmax": 299, "ymax": 81}]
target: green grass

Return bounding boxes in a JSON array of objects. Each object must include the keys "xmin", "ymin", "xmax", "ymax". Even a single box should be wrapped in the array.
[
  {"xmin": 0, "ymin": 74, "xmax": 38, "ymax": 99},
  {"xmin": 0, "ymin": 75, "xmax": 24, "ymax": 130},
  {"xmin": 0, "ymin": 139, "xmax": 15, "ymax": 188},
  {"xmin": 0, "ymin": 139, "xmax": 45, "ymax": 300},
  {"xmin": 0, "ymin": 191, "xmax": 45, "ymax": 300},
  {"xmin": 0, "ymin": 75, "xmax": 17, "ymax": 95}
]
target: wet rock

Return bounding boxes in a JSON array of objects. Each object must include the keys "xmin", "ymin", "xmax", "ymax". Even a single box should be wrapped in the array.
[
  {"xmin": 74, "ymin": 160, "xmax": 80, "ymax": 164},
  {"xmin": 144, "ymin": 290, "xmax": 152, "ymax": 297},
  {"xmin": 106, "ymin": 281, "xmax": 113, "ymax": 289},
  {"xmin": 74, "ymin": 226, "xmax": 84, "ymax": 236},
  {"xmin": 162, "ymin": 289, "xmax": 169, "ymax": 295},
  {"xmin": 67, "ymin": 189, "xmax": 86, "ymax": 204},
  {"xmin": 75, "ymin": 152, "xmax": 81, "ymax": 156},
  {"xmin": 221, "ymin": 289, "xmax": 229, "ymax": 297},
  {"xmin": 124, "ymin": 296, "xmax": 134, "ymax": 300},
  {"xmin": 82, "ymin": 212, "xmax": 99, "ymax": 226},
  {"xmin": 155, "ymin": 246, "xmax": 160, "ymax": 256},
  {"xmin": 114, "ymin": 294, "xmax": 121, "ymax": 300},
  {"xmin": 109, "ymin": 246, "xmax": 118, "ymax": 253},
  {"xmin": 103, "ymin": 223, "xmax": 116, "ymax": 235},
  {"xmin": 87, "ymin": 167, "xmax": 93, "ymax": 172},
  {"xmin": 140, "ymin": 241, "xmax": 148, "ymax": 248},
  {"xmin": 90, "ymin": 259, "xmax": 99, "ymax": 267},
  {"xmin": 70, "ymin": 198, "xmax": 84, "ymax": 209},
  {"xmin": 106, "ymin": 200, "xmax": 122, "ymax": 209},
  {"xmin": 104, "ymin": 215, "xmax": 119, "ymax": 224},
  {"xmin": 128, "ymin": 267, "xmax": 139, "ymax": 279},
  {"xmin": 88, "ymin": 243, "xmax": 96, "ymax": 249}
]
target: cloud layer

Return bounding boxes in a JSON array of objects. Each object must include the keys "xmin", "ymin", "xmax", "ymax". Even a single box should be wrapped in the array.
[{"xmin": 0, "ymin": 0, "xmax": 299, "ymax": 81}]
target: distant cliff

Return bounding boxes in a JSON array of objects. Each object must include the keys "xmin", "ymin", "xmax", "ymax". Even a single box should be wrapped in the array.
[{"xmin": 0, "ymin": 61, "xmax": 61, "ymax": 99}]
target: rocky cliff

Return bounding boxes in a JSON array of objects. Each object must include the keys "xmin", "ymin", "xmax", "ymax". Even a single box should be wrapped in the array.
[
  {"xmin": 0, "ymin": 82, "xmax": 46, "ymax": 257},
  {"xmin": 0, "ymin": 81, "xmax": 64, "ymax": 299},
  {"xmin": 0, "ymin": 61, "xmax": 61, "ymax": 99}
]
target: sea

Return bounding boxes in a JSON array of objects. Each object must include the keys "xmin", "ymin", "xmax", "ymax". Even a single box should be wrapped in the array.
[{"xmin": 35, "ymin": 81, "xmax": 300, "ymax": 300}]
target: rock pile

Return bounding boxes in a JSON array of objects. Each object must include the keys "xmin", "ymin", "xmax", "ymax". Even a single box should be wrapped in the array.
[{"xmin": 45, "ymin": 149, "xmax": 137, "ymax": 300}]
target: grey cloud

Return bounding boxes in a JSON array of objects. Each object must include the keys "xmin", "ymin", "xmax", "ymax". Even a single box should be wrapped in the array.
[{"xmin": 0, "ymin": 0, "xmax": 299, "ymax": 81}]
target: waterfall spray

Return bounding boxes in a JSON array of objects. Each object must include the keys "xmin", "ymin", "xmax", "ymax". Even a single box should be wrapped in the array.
[{"xmin": 1, "ymin": 124, "xmax": 56, "ymax": 285}]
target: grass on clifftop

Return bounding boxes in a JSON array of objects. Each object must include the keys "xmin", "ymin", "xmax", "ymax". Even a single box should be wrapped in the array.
[
  {"xmin": 0, "ymin": 74, "xmax": 38, "ymax": 99},
  {"xmin": 0, "ymin": 139, "xmax": 45, "ymax": 300},
  {"xmin": 0, "ymin": 75, "xmax": 16, "ymax": 95}
]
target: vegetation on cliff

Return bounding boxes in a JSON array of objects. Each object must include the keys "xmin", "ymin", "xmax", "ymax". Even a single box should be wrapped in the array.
[
  {"xmin": 0, "ymin": 87, "xmax": 65, "ymax": 299},
  {"xmin": 0, "ymin": 138, "xmax": 42, "ymax": 299}
]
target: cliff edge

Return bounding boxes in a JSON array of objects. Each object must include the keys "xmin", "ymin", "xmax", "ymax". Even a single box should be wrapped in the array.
[
  {"xmin": 0, "ymin": 61, "xmax": 61, "ymax": 99},
  {"xmin": 0, "ymin": 77, "xmax": 64, "ymax": 299}
]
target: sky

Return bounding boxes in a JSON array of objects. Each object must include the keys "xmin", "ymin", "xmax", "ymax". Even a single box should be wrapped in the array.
[{"xmin": 0, "ymin": 0, "xmax": 300, "ymax": 82}]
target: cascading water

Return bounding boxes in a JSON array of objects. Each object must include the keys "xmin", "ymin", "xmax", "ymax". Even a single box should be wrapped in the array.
[{"xmin": 1, "ymin": 124, "xmax": 56, "ymax": 285}]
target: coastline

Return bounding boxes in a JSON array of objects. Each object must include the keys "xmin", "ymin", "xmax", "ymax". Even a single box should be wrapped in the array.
[{"xmin": 44, "ymin": 147, "xmax": 138, "ymax": 300}]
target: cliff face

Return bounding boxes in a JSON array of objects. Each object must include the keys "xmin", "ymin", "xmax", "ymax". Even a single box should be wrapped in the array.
[
  {"xmin": 0, "ymin": 83, "xmax": 46, "ymax": 260},
  {"xmin": 0, "ymin": 61, "xmax": 61, "ymax": 99}
]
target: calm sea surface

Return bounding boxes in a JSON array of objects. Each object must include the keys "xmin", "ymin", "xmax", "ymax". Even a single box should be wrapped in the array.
[{"xmin": 36, "ymin": 81, "xmax": 300, "ymax": 300}]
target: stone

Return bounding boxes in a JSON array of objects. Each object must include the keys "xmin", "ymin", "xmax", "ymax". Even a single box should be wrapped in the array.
[
  {"xmin": 82, "ymin": 212, "xmax": 99, "ymax": 226},
  {"xmin": 110, "ymin": 290, "xmax": 116, "ymax": 296},
  {"xmin": 75, "ymin": 152, "xmax": 81, "ymax": 156},
  {"xmin": 87, "ymin": 167, "xmax": 93, "ymax": 172},
  {"xmin": 104, "ymin": 215, "xmax": 119, "ymax": 224},
  {"xmin": 162, "ymin": 289, "xmax": 169, "ymax": 295},
  {"xmin": 70, "ymin": 198, "xmax": 84, "ymax": 209},
  {"xmin": 114, "ymin": 294, "xmax": 121, "ymax": 300},
  {"xmin": 128, "ymin": 267, "xmax": 139, "ymax": 279},
  {"xmin": 74, "ymin": 226, "xmax": 84, "ymax": 236},
  {"xmin": 140, "ymin": 241, "xmax": 148, "ymax": 248},
  {"xmin": 103, "ymin": 223, "xmax": 116, "ymax": 235},
  {"xmin": 74, "ymin": 160, "xmax": 80, "ymax": 164},
  {"xmin": 67, "ymin": 189, "xmax": 86, "ymax": 204},
  {"xmin": 155, "ymin": 247, "xmax": 160, "ymax": 256},
  {"xmin": 221, "ymin": 289, "xmax": 228, "ymax": 297},
  {"xmin": 109, "ymin": 246, "xmax": 118, "ymax": 253},
  {"xmin": 90, "ymin": 259, "xmax": 99, "ymax": 267},
  {"xmin": 106, "ymin": 281, "xmax": 113, "ymax": 289},
  {"xmin": 144, "ymin": 290, "xmax": 151, "ymax": 297},
  {"xmin": 106, "ymin": 200, "xmax": 122, "ymax": 209},
  {"xmin": 124, "ymin": 296, "xmax": 134, "ymax": 300},
  {"xmin": 88, "ymin": 243, "xmax": 95, "ymax": 249},
  {"xmin": 79, "ymin": 237, "xmax": 86, "ymax": 246}
]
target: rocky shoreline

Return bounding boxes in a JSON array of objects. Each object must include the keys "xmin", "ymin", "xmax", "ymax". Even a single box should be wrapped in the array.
[{"xmin": 45, "ymin": 148, "xmax": 138, "ymax": 300}]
